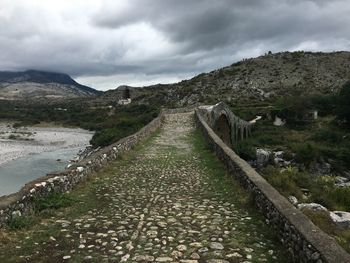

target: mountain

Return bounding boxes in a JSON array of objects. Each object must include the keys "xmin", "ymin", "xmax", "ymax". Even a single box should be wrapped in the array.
[
  {"xmin": 0, "ymin": 70, "xmax": 100, "ymax": 100},
  {"xmin": 116, "ymin": 51, "xmax": 350, "ymax": 107}
]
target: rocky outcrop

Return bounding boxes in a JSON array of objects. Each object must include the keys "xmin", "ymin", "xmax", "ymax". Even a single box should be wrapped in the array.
[
  {"xmin": 329, "ymin": 212, "xmax": 350, "ymax": 229},
  {"xmin": 128, "ymin": 51, "xmax": 350, "ymax": 107},
  {"xmin": 256, "ymin": 148, "xmax": 270, "ymax": 168},
  {"xmin": 298, "ymin": 203, "xmax": 328, "ymax": 212}
]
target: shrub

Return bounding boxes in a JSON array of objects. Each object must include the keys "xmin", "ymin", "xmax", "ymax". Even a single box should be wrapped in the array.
[
  {"xmin": 311, "ymin": 95, "xmax": 337, "ymax": 116},
  {"xmin": 7, "ymin": 216, "xmax": 36, "ymax": 230},
  {"xmin": 311, "ymin": 129, "xmax": 342, "ymax": 144},
  {"xmin": 310, "ymin": 177, "xmax": 350, "ymax": 211},
  {"xmin": 34, "ymin": 193, "xmax": 74, "ymax": 212},
  {"xmin": 257, "ymin": 134, "xmax": 282, "ymax": 145},
  {"xmin": 292, "ymin": 142, "xmax": 320, "ymax": 164},
  {"xmin": 275, "ymin": 96, "xmax": 313, "ymax": 125},
  {"xmin": 261, "ymin": 165, "xmax": 311, "ymax": 199},
  {"xmin": 235, "ymin": 140, "xmax": 256, "ymax": 160},
  {"xmin": 336, "ymin": 81, "xmax": 350, "ymax": 124}
]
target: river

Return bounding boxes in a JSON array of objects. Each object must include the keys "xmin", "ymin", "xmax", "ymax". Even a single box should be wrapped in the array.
[{"xmin": 0, "ymin": 123, "xmax": 93, "ymax": 197}]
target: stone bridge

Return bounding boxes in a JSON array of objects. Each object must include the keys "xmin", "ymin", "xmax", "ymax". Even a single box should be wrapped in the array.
[
  {"xmin": 196, "ymin": 102, "xmax": 252, "ymax": 148},
  {"xmin": 0, "ymin": 107, "xmax": 349, "ymax": 263}
]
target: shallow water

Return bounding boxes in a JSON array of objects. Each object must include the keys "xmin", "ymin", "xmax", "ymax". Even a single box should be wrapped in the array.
[{"xmin": 0, "ymin": 147, "xmax": 84, "ymax": 197}]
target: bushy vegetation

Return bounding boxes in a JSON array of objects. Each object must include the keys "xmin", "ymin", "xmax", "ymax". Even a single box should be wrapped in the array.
[
  {"xmin": 302, "ymin": 209, "xmax": 350, "ymax": 253},
  {"xmin": 232, "ymin": 89, "xmax": 350, "ymax": 170},
  {"xmin": 34, "ymin": 193, "xmax": 74, "ymax": 212},
  {"xmin": 262, "ymin": 166, "xmax": 350, "ymax": 211},
  {"xmin": 232, "ymin": 88, "xmax": 350, "ymax": 252},
  {"xmin": 7, "ymin": 216, "xmax": 37, "ymax": 230},
  {"xmin": 336, "ymin": 81, "xmax": 350, "ymax": 124},
  {"xmin": 0, "ymin": 99, "xmax": 159, "ymax": 148}
]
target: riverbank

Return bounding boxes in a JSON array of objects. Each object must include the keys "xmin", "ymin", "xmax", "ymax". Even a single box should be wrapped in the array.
[{"xmin": 0, "ymin": 122, "xmax": 94, "ymax": 166}]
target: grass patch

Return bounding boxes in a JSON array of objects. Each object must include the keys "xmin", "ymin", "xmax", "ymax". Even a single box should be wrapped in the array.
[
  {"xmin": 191, "ymin": 129, "xmax": 252, "ymax": 206},
  {"xmin": 261, "ymin": 165, "xmax": 310, "ymax": 200},
  {"xmin": 191, "ymin": 129, "xmax": 292, "ymax": 261},
  {"xmin": 302, "ymin": 209, "xmax": 350, "ymax": 253},
  {"xmin": 261, "ymin": 166, "xmax": 350, "ymax": 211},
  {"xmin": 235, "ymin": 112, "xmax": 350, "ymax": 170},
  {"xmin": 34, "ymin": 193, "xmax": 74, "ymax": 212},
  {"xmin": 7, "ymin": 216, "xmax": 37, "ymax": 230}
]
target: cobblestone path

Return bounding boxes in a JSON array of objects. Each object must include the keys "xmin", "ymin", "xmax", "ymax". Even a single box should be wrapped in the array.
[{"xmin": 0, "ymin": 112, "xmax": 290, "ymax": 263}]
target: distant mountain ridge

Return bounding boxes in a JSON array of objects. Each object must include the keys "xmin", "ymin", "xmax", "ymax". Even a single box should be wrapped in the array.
[
  {"xmin": 115, "ymin": 51, "xmax": 350, "ymax": 107},
  {"xmin": 0, "ymin": 70, "xmax": 100, "ymax": 100}
]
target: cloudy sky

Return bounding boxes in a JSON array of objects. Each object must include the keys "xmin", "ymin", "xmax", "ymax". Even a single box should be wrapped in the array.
[{"xmin": 0, "ymin": 0, "xmax": 349, "ymax": 90}]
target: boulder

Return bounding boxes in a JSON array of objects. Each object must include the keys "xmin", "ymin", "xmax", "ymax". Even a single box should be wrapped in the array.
[
  {"xmin": 335, "ymin": 176, "xmax": 349, "ymax": 184},
  {"xmin": 335, "ymin": 176, "xmax": 350, "ymax": 188},
  {"xmin": 274, "ymin": 151, "xmax": 284, "ymax": 159},
  {"xmin": 273, "ymin": 116, "xmax": 286, "ymax": 126},
  {"xmin": 329, "ymin": 211, "xmax": 350, "ymax": 229},
  {"xmin": 272, "ymin": 151, "xmax": 292, "ymax": 167},
  {"xmin": 298, "ymin": 203, "xmax": 328, "ymax": 212},
  {"xmin": 11, "ymin": 210, "xmax": 22, "ymax": 218},
  {"xmin": 256, "ymin": 148, "xmax": 270, "ymax": 168},
  {"xmin": 336, "ymin": 182, "xmax": 350, "ymax": 188},
  {"xmin": 288, "ymin": 196, "xmax": 298, "ymax": 206},
  {"xmin": 309, "ymin": 162, "xmax": 331, "ymax": 175}
]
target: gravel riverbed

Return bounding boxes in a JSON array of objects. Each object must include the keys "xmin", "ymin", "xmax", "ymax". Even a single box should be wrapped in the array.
[{"xmin": 0, "ymin": 122, "xmax": 94, "ymax": 166}]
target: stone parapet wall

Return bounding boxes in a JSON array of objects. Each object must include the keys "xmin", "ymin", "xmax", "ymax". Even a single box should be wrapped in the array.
[
  {"xmin": 162, "ymin": 106, "xmax": 197, "ymax": 114},
  {"xmin": 0, "ymin": 112, "xmax": 166, "ymax": 227},
  {"xmin": 195, "ymin": 109, "xmax": 350, "ymax": 263}
]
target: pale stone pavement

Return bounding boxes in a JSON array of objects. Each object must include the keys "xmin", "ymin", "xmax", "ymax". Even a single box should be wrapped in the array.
[{"xmin": 0, "ymin": 112, "xmax": 290, "ymax": 262}]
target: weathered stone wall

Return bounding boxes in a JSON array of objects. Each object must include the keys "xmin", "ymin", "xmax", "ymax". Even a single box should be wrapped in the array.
[
  {"xmin": 0, "ymin": 112, "xmax": 165, "ymax": 227},
  {"xmin": 195, "ymin": 109, "xmax": 350, "ymax": 263}
]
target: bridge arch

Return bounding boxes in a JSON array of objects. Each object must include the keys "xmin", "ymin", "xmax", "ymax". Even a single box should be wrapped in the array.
[
  {"xmin": 213, "ymin": 112, "xmax": 232, "ymax": 147},
  {"xmin": 198, "ymin": 102, "xmax": 252, "ymax": 148}
]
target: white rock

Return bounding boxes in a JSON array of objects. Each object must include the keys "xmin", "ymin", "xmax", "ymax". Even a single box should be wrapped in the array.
[
  {"xmin": 273, "ymin": 116, "xmax": 286, "ymax": 126},
  {"xmin": 210, "ymin": 242, "xmax": 224, "ymax": 250},
  {"xmin": 177, "ymin": 244, "xmax": 187, "ymax": 251},
  {"xmin": 288, "ymin": 196, "xmax": 298, "ymax": 206},
  {"xmin": 76, "ymin": 166, "xmax": 84, "ymax": 172},
  {"xmin": 133, "ymin": 255, "xmax": 155, "ymax": 262},
  {"xmin": 274, "ymin": 151, "xmax": 284, "ymax": 158},
  {"xmin": 298, "ymin": 203, "xmax": 328, "ymax": 212},
  {"xmin": 155, "ymin": 257, "xmax": 173, "ymax": 262},
  {"xmin": 329, "ymin": 211, "xmax": 350, "ymax": 228},
  {"xmin": 12, "ymin": 210, "xmax": 22, "ymax": 218},
  {"xmin": 256, "ymin": 148, "xmax": 270, "ymax": 167},
  {"xmin": 121, "ymin": 254, "xmax": 130, "ymax": 262}
]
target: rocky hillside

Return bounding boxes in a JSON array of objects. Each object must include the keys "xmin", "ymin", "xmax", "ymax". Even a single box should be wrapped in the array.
[
  {"xmin": 0, "ymin": 70, "xmax": 100, "ymax": 100},
  {"xmin": 123, "ymin": 51, "xmax": 350, "ymax": 107}
]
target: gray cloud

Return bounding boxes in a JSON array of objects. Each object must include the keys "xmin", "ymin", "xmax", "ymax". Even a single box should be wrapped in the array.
[{"xmin": 0, "ymin": 0, "xmax": 349, "ymax": 90}]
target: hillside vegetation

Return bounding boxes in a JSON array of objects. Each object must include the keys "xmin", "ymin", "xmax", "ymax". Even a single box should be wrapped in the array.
[
  {"xmin": 231, "ymin": 82, "xmax": 350, "ymax": 252},
  {"xmin": 113, "ymin": 51, "xmax": 350, "ymax": 107},
  {"xmin": 0, "ymin": 99, "xmax": 159, "ymax": 148}
]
